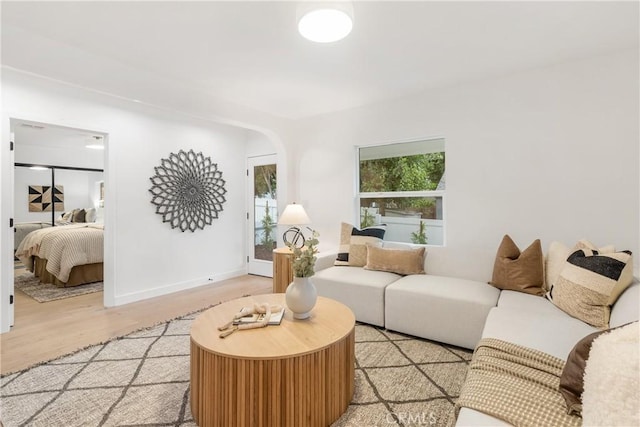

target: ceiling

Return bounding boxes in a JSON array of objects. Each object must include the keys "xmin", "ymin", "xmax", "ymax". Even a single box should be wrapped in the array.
[
  {"xmin": 13, "ymin": 120, "xmax": 103, "ymax": 151},
  {"xmin": 2, "ymin": 1, "xmax": 638, "ymax": 120}
]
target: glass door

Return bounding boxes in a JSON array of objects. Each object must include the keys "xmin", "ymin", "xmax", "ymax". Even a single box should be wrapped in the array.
[{"xmin": 247, "ymin": 155, "xmax": 277, "ymax": 277}]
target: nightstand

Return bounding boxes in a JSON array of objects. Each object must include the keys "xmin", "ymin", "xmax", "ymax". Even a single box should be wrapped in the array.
[{"xmin": 272, "ymin": 247, "xmax": 294, "ymax": 293}]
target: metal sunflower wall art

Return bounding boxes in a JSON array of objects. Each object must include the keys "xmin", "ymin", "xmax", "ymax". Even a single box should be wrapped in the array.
[{"xmin": 149, "ymin": 149, "xmax": 227, "ymax": 232}]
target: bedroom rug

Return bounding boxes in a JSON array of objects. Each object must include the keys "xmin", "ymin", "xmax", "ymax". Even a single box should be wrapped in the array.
[
  {"xmin": 14, "ymin": 273, "xmax": 103, "ymax": 303},
  {"xmin": 0, "ymin": 315, "xmax": 472, "ymax": 427}
]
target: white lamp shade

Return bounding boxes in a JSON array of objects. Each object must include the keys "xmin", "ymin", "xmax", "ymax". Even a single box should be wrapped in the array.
[{"xmin": 278, "ymin": 204, "xmax": 311, "ymax": 225}]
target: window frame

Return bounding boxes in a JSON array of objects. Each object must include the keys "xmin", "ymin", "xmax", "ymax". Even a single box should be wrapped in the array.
[{"xmin": 355, "ymin": 137, "xmax": 446, "ymax": 247}]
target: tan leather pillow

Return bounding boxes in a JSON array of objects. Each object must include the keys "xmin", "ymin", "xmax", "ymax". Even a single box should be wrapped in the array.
[
  {"xmin": 364, "ymin": 245, "xmax": 426, "ymax": 275},
  {"xmin": 490, "ymin": 235, "xmax": 544, "ymax": 295}
]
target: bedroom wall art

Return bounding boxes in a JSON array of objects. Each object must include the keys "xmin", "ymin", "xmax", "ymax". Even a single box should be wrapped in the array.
[
  {"xmin": 149, "ymin": 149, "xmax": 227, "ymax": 232},
  {"xmin": 28, "ymin": 185, "xmax": 64, "ymax": 212}
]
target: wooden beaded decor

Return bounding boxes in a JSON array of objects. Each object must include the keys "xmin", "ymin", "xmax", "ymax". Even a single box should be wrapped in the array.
[{"xmin": 149, "ymin": 149, "xmax": 227, "ymax": 232}]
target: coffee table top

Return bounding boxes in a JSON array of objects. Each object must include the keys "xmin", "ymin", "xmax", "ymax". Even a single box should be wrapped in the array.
[{"xmin": 190, "ymin": 294, "xmax": 355, "ymax": 360}]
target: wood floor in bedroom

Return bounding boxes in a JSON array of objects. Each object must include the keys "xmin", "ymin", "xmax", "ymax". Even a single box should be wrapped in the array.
[{"xmin": 0, "ymin": 270, "xmax": 272, "ymax": 374}]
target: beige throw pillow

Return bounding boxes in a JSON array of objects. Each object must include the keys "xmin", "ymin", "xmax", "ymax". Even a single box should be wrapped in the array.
[
  {"xmin": 549, "ymin": 249, "xmax": 633, "ymax": 328},
  {"xmin": 490, "ymin": 235, "xmax": 544, "ymax": 296},
  {"xmin": 364, "ymin": 245, "xmax": 426, "ymax": 275},
  {"xmin": 545, "ymin": 240, "xmax": 616, "ymax": 292},
  {"xmin": 334, "ymin": 222, "xmax": 386, "ymax": 267}
]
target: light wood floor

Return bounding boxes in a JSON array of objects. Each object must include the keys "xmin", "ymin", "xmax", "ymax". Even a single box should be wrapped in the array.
[{"xmin": 0, "ymin": 274, "xmax": 272, "ymax": 374}]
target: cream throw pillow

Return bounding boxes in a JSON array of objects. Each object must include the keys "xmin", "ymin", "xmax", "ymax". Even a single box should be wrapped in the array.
[
  {"xmin": 545, "ymin": 240, "xmax": 615, "ymax": 292},
  {"xmin": 549, "ymin": 249, "xmax": 633, "ymax": 328},
  {"xmin": 582, "ymin": 322, "xmax": 639, "ymax": 426},
  {"xmin": 334, "ymin": 222, "xmax": 386, "ymax": 267},
  {"xmin": 364, "ymin": 245, "xmax": 426, "ymax": 275}
]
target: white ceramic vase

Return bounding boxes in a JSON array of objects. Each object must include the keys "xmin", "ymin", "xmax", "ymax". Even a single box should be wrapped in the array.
[{"xmin": 285, "ymin": 276, "xmax": 318, "ymax": 319}]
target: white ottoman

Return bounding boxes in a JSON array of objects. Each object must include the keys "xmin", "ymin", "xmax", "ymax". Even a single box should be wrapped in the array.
[
  {"xmin": 385, "ymin": 275, "xmax": 500, "ymax": 349},
  {"xmin": 313, "ymin": 266, "xmax": 400, "ymax": 327}
]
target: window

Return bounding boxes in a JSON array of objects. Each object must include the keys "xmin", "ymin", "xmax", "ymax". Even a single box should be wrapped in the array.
[{"xmin": 357, "ymin": 138, "xmax": 445, "ymax": 245}]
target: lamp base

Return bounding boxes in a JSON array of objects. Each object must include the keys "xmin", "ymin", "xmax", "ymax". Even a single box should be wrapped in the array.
[{"xmin": 283, "ymin": 226, "xmax": 306, "ymax": 248}]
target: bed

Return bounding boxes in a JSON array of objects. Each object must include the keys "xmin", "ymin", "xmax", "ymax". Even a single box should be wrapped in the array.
[
  {"xmin": 15, "ymin": 223, "xmax": 104, "ymax": 287},
  {"xmin": 14, "ymin": 222, "xmax": 52, "ymax": 251}
]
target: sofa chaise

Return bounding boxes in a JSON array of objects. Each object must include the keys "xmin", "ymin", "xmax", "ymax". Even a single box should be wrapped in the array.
[{"xmin": 312, "ymin": 241, "xmax": 639, "ymax": 426}]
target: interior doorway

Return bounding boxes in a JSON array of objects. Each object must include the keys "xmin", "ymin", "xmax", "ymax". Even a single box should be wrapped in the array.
[
  {"xmin": 8, "ymin": 119, "xmax": 107, "ymax": 330},
  {"xmin": 247, "ymin": 155, "xmax": 277, "ymax": 277}
]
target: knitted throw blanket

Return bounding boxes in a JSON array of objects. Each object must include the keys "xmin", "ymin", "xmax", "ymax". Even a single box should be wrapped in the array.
[
  {"xmin": 17, "ymin": 224, "xmax": 104, "ymax": 282},
  {"xmin": 456, "ymin": 338, "xmax": 581, "ymax": 427}
]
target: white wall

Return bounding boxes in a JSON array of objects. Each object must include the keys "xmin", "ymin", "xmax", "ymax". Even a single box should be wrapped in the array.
[
  {"xmin": 1, "ymin": 69, "xmax": 252, "ymax": 312},
  {"xmin": 294, "ymin": 50, "xmax": 639, "ymax": 281},
  {"xmin": 13, "ymin": 167, "xmax": 103, "ymax": 223},
  {"xmin": 246, "ymin": 130, "xmax": 277, "ymax": 158}
]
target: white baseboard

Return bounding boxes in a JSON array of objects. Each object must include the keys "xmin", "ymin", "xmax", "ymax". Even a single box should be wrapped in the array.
[{"xmin": 112, "ymin": 268, "xmax": 247, "ymax": 306}]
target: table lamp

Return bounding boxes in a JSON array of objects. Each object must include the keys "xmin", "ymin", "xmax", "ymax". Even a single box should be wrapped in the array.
[{"xmin": 278, "ymin": 203, "xmax": 311, "ymax": 248}]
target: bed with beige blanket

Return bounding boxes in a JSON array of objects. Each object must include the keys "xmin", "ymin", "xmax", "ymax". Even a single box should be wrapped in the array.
[
  {"xmin": 14, "ymin": 222, "xmax": 52, "ymax": 251},
  {"xmin": 16, "ymin": 223, "xmax": 104, "ymax": 287}
]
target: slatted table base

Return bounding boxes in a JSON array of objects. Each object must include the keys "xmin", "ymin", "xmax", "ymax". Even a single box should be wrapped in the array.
[{"xmin": 190, "ymin": 330, "xmax": 355, "ymax": 427}]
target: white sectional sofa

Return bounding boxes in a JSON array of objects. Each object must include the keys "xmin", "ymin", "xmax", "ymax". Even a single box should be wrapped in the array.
[
  {"xmin": 313, "ymin": 249, "xmax": 502, "ymax": 349},
  {"xmin": 312, "ymin": 247, "xmax": 640, "ymax": 426},
  {"xmin": 456, "ymin": 280, "xmax": 639, "ymax": 426}
]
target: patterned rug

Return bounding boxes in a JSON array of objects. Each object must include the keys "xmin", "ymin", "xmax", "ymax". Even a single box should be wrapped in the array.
[
  {"xmin": 0, "ymin": 313, "xmax": 472, "ymax": 427},
  {"xmin": 14, "ymin": 273, "xmax": 103, "ymax": 303}
]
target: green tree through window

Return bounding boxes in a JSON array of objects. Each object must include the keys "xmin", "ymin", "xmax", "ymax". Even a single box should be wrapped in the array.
[{"xmin": 358, "ymin": 138, "xmax": 445, "ymax": 245}]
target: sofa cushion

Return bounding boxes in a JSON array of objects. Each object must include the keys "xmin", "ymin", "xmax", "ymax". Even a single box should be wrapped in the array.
[
  {"xmin": 490, "ymin": 235, "xmax": 544, "ymax": 296},
  {"xmin": 455, "ymin": 408, "xmax": 511, "ymax": 427},
  {"xmin": 385, "ymin": 275, "xmax": 500, "ymax": 349},
  {"xmin": 610, "ymin": 280, "xmax": 640, "ymax": 328},
  {"xmin": 481, "ymin": 307, "xmax": 597, "ymax": 361},
  {"xmin": 364, "ymin": 245, "xmax": 425, "ymax": 275},
  {"xmin": 549, "ymin": 249, "xmax": 633, "ymax": 328},
  {"xmin": 498, "ymin": 290, "xmax": 570, "ymax": 320},
  {"xmin": 313, "ymin": 266, "xmax": 399, "ymax": 327},
  {"xmin": 334, "ymin": 222, "xmax": 386, "ymax": 267}
]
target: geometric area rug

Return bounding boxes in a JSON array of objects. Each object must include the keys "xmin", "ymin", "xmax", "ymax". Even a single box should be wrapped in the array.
[
  {"xmin": 14, "ymin": 272, "xmax": 103, "ymax": 303},
  {"xmin": 0, "ymin": 312, "xmax": 472, "ymax": 426}
]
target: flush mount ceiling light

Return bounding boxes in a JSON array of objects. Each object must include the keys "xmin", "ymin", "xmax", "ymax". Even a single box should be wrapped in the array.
[{"xmin": 297, "ymin": 2, "xmax": 353, "ymax": 43}]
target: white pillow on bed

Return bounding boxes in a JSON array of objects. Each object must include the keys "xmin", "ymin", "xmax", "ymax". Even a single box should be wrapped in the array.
[{"xmin": 85, "ymin": 208, "xmax": 97, "ymax": 223}]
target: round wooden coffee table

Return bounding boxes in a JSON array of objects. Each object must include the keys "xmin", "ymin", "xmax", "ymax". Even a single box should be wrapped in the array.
[{"xmin": 190, "ymin": 294, "xmax": 355, "ymax": 427}]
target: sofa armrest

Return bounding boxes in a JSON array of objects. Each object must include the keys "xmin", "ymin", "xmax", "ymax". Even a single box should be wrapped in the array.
[
  {"xmin": 610, "ymin": 277, "xmax": 639, "ymax": 327},
  {"xmin": 314, "ymin": 251, "xmax": 337, "ymax": 273}
]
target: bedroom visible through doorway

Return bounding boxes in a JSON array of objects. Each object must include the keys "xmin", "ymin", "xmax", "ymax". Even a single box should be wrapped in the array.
[{"xmin": 8, "ymin": 119, "xmax": 107, "ymax": 331}]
